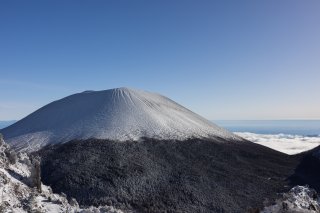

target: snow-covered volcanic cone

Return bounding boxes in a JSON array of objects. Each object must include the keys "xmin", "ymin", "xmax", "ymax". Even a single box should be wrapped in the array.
[{"xmin": 1, "ymin": 87, "xmax": 241, "ymax": 152}]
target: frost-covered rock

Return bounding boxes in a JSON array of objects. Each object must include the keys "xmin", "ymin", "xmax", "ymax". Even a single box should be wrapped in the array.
[
  {"xmin": 0, "ymin": 136, "xmax": 125, "ymax": 213},
  {"xmin": 262, "ymin": 186, "xmax": 320, "ymax": 213},
  {"xmin": 0, "ymin": 133, "xmax": 4, "ymax": 145},
  {"xmin": 0, "ymin": 133, "xmax": 11, "ymax": 167}
]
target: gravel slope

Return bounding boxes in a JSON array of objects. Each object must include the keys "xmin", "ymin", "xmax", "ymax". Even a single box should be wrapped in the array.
[{"xmin": 38, "ymin": 137, "xmax": 301, "ymax": 213}]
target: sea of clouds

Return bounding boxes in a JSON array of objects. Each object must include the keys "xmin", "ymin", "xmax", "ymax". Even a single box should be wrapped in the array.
[{"xmin": 236, "ymin": 132, "xmax": 320, "ymax": 155}]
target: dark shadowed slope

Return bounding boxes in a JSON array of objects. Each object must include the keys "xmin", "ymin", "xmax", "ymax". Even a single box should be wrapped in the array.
[
  {"xmin": 38, "ymin": 137, "xmax": 301, "ymax": 213},
  {"xmin": 290, "ymin": 146, "xmax": 320, "ymax": 192},
  {"xmin": 0, "ymin": 120, "xmax": 16, "ymax": 129}
]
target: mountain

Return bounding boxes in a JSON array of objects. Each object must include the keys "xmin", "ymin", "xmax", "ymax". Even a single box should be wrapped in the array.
[
  {"xmin": 0, "ymin": 120, "xmax": 16, "ymax": 129},
  {"xmin": 1, "ymin": 87, "xmax": 241, "ymax": 152},
  {"xmin": 3, "ymin": 87, "xmax": 317, "ymax": 212},
  {"xmin": 0, "ymin": 124, "xmax": 320, "ymax": 213},
  {"xmin": 38, "ymin": 137, "xmax": 301, "ymax": 212}
]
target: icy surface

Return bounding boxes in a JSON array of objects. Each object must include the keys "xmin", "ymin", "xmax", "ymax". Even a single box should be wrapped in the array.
[
  {"xmin": 262, "ymin": 186, "xmax": 320, "ymax": 213},
  {"xmin": 1, "ymin": 88, "xmax": 241, "ymax": 152},
  {"xmin": 236, "ymin": 132, "xmax": 320, "ymax": 155}
]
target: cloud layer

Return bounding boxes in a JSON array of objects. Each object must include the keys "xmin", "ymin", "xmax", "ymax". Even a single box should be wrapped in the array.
[{"xmin": 236, "ymin": 132, "xmax": 320, "ymax": 155}]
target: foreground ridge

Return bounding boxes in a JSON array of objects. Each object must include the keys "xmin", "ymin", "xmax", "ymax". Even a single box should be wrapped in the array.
[{"xmin": 0, "ymin": 134, "xmax": 125, "ymax": 213}]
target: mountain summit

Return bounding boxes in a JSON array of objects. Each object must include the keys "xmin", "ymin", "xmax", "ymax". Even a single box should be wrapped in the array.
[{"xmin": 1, "ymin": 87, "xmax": 241, "ymax": 151}]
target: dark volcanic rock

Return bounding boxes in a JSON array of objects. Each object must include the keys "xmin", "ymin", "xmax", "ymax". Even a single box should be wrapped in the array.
[
  {"xmin": 38, "ymin": 138, "xmax": 301, "ymax": 213},
  {"xmin": 290, "ymin": 146, "xmax": 320, "ymax": 192}
]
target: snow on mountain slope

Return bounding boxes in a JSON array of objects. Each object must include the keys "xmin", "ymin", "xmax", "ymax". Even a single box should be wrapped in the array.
[{"xmin": 1, "ymin": 88, "xmax": 242, "ymax": 152}]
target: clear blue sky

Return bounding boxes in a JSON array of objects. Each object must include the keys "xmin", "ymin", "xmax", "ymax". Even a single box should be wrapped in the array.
[{"xmin": 0, "ymin": 0, "xmax": 319, "ymax": 120}]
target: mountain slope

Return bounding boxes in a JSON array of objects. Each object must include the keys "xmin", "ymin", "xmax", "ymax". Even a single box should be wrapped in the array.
[
  {"xmin": 1, "ymin": 88, "xmax": 241, "ymax": 152},
  {"xmin": 0, "ymin": 134, "xmax": 124, "ymax": 213},
  {"xmin": 0, "ymin": 120, "xmax": 16, "ymax": 129},
  {"xmin": 38, "ymin": 137, "xmax": 301, "ymax": 213},
  {"xmin": 290, "ymin": 146, "xmax": 320, "ymax": 193}
]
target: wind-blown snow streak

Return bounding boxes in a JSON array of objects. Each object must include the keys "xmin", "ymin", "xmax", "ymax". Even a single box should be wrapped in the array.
[
  {"xmin": 1, "ymin": 88, "xmax": 241, "ymax": 152},
  {"xmin": 236, "ymin": 132, "xmax": 320, "ymax": 155}
]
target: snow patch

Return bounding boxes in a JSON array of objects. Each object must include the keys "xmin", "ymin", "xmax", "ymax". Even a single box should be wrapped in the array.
[{"xmin": 262, "ymin": 186, "xmax": 320, "ymax": 213}]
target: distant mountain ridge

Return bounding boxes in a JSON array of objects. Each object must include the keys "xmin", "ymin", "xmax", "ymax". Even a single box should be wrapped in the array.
[
  {"xmin": 1, "ymin": 88, "xmax": 242, "ymax": 152},
  {"xmin": 0, "ymin": 120, "xmax": 16, "ymax": 129}
]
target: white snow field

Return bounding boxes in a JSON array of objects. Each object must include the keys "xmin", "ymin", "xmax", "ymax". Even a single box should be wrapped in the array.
[
  {"xmin": 236, "ymin": 132, "xmax": 320, "ymax": 155},
  {"xmin": 1, "ymin": 87, "xmax": 242, "ymax": 152}
]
